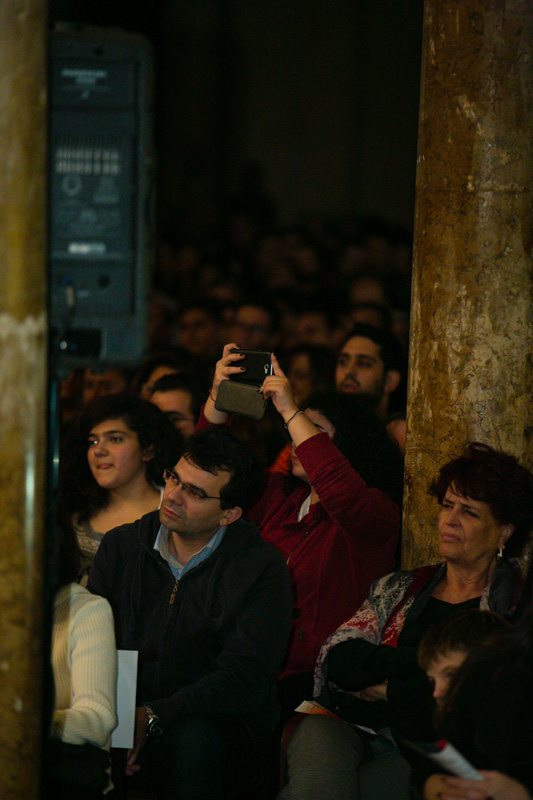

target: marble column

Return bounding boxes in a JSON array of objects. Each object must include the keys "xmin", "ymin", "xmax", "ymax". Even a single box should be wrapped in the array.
[
  {"xmin": 404, "ymin": 0, "xmax": 533, "ymax": 568},
  {"xmin": 0, "ymin": 1, "xmax": 48, "ymax": 797}
]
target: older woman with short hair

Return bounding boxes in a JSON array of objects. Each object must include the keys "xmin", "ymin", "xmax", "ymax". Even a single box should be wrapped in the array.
[{"xmin": 279, "ymin": 442, "xmax": 533, "ymax": 800}]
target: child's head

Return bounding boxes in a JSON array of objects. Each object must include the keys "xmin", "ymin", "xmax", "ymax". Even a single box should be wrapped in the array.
[{"xmin": 418, "ymin": 609, "xmax": 510, "ymax": 707}]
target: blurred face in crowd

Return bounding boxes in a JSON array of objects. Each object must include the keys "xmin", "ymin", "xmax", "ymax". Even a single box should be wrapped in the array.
[
  {"xmin": 387, "ymin": 416, "xmax": 407, "ymax": 456},
  {"xmin": 348, "ymin": 275, "xmax": 387, "ymax": 307},
  {"xmin": 287, "ymin": 353, "xmax": 314, "ymax": 408},
  {"xmin": 229, "ymin": 305, "xmax": 272, "ymax": 350},
  {"xmin": 82, "ymin": 368, "xmax": 127, "ymax": 405},
  {"xmin": 294, "ymin": 312, "xmax": 330, "ymax": 347},
  {"xmin": 151, "ymin": 388, "xmax": 196, "ymax": 438},
  {"xmin": 139, "ymin": 366, "xmax": 177, "ymax": 401},
  {"xmin": 178, "ymin": 308, "xmax": 220, "ymax": 361}
]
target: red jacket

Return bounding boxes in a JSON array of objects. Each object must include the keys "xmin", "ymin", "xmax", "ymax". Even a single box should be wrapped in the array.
[{"xmin": 247, "ymin": 432, "xmax": 400, "ymax": 679}]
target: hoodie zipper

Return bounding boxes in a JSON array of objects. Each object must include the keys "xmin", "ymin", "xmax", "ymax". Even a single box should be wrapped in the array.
[
  {"xmin": 169, "ymin": 579, "xmax": 180, "ymax": 605},
  {"xmin": 286, "ymin": 528, "xmax": 311, "ymax": 566}
]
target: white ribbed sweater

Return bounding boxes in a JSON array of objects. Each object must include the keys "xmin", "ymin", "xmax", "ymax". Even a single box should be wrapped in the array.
[{"xmin": 51, "ymin": 583, "xmax": 118, "ymax": 750}]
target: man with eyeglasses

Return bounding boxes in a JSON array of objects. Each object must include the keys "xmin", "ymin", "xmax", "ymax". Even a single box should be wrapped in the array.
[{"xmin": 88, "ymin": 427, "xmax": 292, "ymax": 799}]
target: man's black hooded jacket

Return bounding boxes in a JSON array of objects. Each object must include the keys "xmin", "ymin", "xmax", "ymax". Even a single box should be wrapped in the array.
[{"xmin": 88, "ymin": 510, "xmax": 292, "ymax": 735}]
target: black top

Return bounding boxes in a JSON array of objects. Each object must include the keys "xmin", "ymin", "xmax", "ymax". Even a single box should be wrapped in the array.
[
  {"xmin": 326, "ymin": 596, "xmax": 481, "ymax": 738},
  {"xmin": 88, "ymin": 510, "xmax": 293, "ymax": 736},
  {"xmin": 411, "ymin": 650, "xmax": 533, "ymax": 796}
]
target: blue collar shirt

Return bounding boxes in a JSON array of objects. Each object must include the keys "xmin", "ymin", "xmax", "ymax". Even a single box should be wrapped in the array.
[{"xmin": 154, "ymin": 524, "xmax": 227, "ymax": 580}]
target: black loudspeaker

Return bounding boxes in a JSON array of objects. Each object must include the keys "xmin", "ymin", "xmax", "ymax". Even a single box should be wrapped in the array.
[{"xmin": 49, "ymin": 25, "xmax": 154, "ymax": 367}]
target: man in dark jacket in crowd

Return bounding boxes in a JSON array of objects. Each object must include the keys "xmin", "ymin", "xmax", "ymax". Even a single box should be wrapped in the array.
[{"xmin": 88, "ymin": 427, "xmax": 292, "ymax": 800}]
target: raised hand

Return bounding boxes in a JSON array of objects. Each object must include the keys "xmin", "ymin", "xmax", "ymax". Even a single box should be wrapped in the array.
[
  {"xmin": 260, "ymin": 354, "xmax": 299, "ymax": 419},
  {"xmin": 204, "ymin": 343, "xmax": 247, "ymax": 423},
  {"xmin": 211, "ymin": 343, "xmax": 246, "ymax": 398}
]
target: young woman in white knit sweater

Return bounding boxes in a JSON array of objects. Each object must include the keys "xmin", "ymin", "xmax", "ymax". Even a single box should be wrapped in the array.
[{"xmin": 45, "ymin": 516, "xmax": 118, "ymax": 798}]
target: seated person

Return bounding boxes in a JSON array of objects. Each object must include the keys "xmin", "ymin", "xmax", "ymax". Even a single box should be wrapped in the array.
[
  {"xmin": 279, "ymin": 442, "xmax": 533, "ymax": 800},
  {"xmin": 203, "ymin": 344, "xmax": 404, "ymax": 720},
  {"xmin": 417, "ymin": 607, "xmax": 510, "ymax": 711},
  {"xmin": 284, "ymin": 343, "xmax": 337, "ymax": 409},
  {"xmin": 334, "ymin": 323, "xmax": 403, "ymax": 423},
  {"xmin": 226, "ymin": 298, "xmax": 280, "ymax": 351},
  {"xmin": 44, "ymin": 515, "xmax": 117, "ymax": 799},
  {"xmin": 149, "ymin": 372, "xmax": 208, "ymax": 438},
  {"xmin": 176, "ymin": 300, "xmax": 224, "ymax": 371},
  {"xmin": 130, "ymin": 348, "xmax": 201, "ymax": 400},
  {"xmin": 270, "ymin": 344, "xmax": 337, "ymax": 474},
  {"xmin": 81, "ymin": 366, "xmax": 130, "ymax": 405},
  {"xmin": 421, "ymin": 598, "xmax": 533, "ymax": 800},
  {"xmin": 58, "ymin": 394, "xmax": 182, "ymax": 582},
  {"xmin": 88, "ymin": 428, "xmax": 292, "ymax": 800}
]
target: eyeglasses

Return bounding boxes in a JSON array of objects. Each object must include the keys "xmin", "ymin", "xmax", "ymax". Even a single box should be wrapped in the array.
[{"xmin": 163, "ymin": 468, "xmax": 221, "ymax": 502}]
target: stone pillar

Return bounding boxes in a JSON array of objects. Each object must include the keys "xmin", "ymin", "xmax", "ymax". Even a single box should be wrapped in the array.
[
  {"xmin": 404, "ymin": 0, "xmax": 533, "ymax": 568},
  {"xmin": 0, "ymin": 1, "xmax": 48, "ymax": 798}
]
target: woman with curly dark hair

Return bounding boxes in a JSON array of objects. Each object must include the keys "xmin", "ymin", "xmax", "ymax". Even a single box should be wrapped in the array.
[
  {"xmin": 201, "ymin": 344, "xmax": 404, "ymax": 719},
  {"xmin": 428, "ymin": 442, "xmax": 533, "ymax": 560},
  {"xmin": 279, "ymin": 442, "xmax": 533, "ymax": 800},
  {"xmin": 59, "ymin": 394, "xmax": 183, "ymax": 582}
]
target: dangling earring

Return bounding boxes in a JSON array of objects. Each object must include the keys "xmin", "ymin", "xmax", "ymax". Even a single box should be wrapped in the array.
[{"xmin": 498, "ymin": 544, "xmax": 504, "ymax": 559}]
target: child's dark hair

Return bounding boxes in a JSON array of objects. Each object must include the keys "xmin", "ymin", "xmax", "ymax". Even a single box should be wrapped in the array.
[{"xmin": 418, "ymin": 608, "xmax": 510, "ymax": 672}]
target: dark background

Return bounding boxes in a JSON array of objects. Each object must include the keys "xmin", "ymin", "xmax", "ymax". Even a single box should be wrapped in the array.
[{"xmin": 49, "ymin": 0, "xmax": 424, "ymax": 239}]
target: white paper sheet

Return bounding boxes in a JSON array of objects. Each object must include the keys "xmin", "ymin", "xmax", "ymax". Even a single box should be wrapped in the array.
[{"xmin": 111, "ymin": 649, "xmax": 138, "ymax": 749}]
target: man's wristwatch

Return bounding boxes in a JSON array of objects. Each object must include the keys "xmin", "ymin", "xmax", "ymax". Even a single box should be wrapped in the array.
[{"xmin": 144, "ymin": 705, "xmax": 163, "ymax": 740}]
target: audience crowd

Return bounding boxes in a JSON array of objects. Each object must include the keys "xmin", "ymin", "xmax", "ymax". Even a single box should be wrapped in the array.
[{"xmin": 48, "ymin": 208, "xmax": 533, "ymax": 800}]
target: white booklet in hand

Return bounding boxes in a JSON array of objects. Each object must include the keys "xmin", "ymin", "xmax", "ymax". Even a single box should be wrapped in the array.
[{"xmin": 111, "ymin": 649, "xmax": 138, "ymax": 749}]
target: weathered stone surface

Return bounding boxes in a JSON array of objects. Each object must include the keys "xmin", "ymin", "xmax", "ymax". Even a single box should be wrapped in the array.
[
  {"xmin": 0, "ymin": 1, "xmax": 47, "ymax": 797},
  {"xmin": 404, "ymin": 0, "xmax": 533, "ymax": 568}
]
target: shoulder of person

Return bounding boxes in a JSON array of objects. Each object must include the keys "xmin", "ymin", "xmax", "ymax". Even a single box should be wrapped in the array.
[
  {"xmin": 370, "ymin": 568, "xmax": 412, "ymax": 596},
  {"xmin": 225, "ymin": 517, "xmax": 275, "ymax": 552},
  {"xmin": 101, "ymin": 508, "xmax": 161, "ymax": 548},
  {"xmin": 367, "ymin": 566, "xmax": 438, "ymax": 616},
  {"xmin": 56, "ymin": 582, "xmax": 113, "ymax": 618},
  {"xmin": 222, "ymin": 518, "xmax": 290, "ymax": 572}
]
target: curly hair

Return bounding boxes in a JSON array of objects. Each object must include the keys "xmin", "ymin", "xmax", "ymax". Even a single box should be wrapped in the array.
[
  {"xmin": 302, "ymin": 389, "xmax": 404, "ymax": 506},
  {"xmin": 429, "ymin": 442, "xmax": 533, "ymax": 557},
  {"xmin": 59, "ymin": 393, "xmax": 184, "ymax": 523}
]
